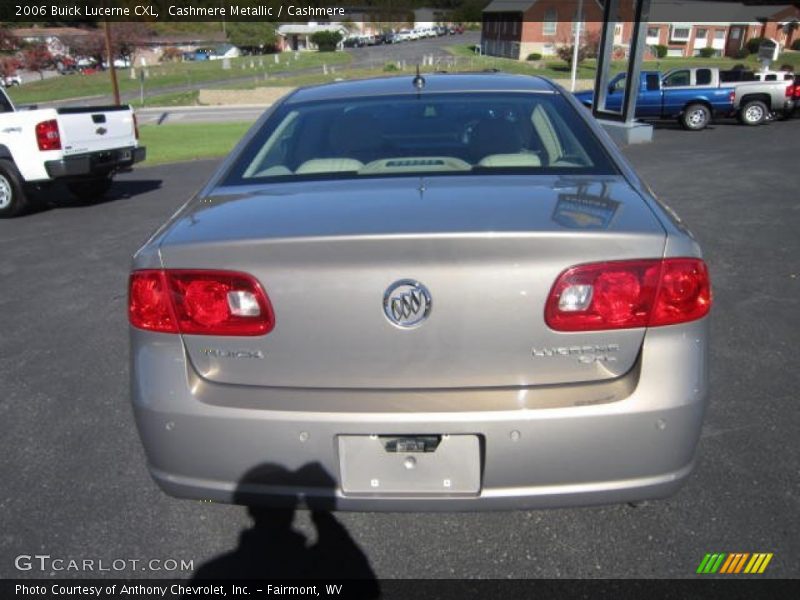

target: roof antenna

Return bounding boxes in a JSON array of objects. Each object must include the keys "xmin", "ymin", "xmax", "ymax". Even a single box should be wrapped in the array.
[{"xmin": 413, "ymin": 65, "xmax": 426, "ymax": 90}]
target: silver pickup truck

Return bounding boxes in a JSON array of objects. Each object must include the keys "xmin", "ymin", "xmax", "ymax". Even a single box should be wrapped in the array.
[{"xmin": 661, "ymin": 66, "xmax": 795, "ymax": 125}]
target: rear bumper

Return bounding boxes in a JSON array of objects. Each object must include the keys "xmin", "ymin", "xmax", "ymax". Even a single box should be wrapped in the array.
[
  {"xmin": 45, "ymin": 146, "xmax": 145, "ymax": 179},
  {"xmin": 131, "ymin": 319, "xmax": 709, "ymax": 511}
]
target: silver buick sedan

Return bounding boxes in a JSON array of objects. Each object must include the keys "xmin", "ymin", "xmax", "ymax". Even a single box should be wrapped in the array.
[{"xmin": 129, "ymin": 73, "xmax": 711, "ymax": 510}]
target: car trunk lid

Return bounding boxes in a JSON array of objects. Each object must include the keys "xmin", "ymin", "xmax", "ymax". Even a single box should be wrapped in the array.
[{"xmin": 159, "ymin": 176, "xmax": 665, "ymax": 389}]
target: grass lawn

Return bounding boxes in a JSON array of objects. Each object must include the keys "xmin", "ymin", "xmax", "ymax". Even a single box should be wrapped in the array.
[
  {"xmin": 129, "ymin": 90, "xmax": 199, "ymax": 108},
  {"xmin": 138, "ymin": 122, "xmax": 252, "ymax": 166},
  {"xmin": 6, "ymin": 52, "xmax": 351, "ymax": 105}
]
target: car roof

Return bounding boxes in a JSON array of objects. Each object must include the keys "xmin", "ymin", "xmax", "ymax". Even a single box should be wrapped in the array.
[{"xmin": 285, "ymin": 73, "xmax": 558, "ymax": 104}]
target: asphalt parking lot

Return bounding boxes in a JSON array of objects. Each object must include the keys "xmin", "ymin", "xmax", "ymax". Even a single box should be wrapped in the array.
[{"xmin": 1, "ymin": 117, "xmax": 798, "ymax": 580}]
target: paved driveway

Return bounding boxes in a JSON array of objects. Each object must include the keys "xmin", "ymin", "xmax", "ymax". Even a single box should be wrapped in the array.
[{"xmin": 0, "ymin": 118, "xmax": 797, "ymax": 579}]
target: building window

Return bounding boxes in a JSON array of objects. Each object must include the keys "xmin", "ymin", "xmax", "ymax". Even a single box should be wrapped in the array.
[
  {"xmin": 714, "ymin": 30, "xmax": 726, "ymax": 40},
  {"xmin": 647, "ymin": 27, "xmax": 660, "ymax": 38},
  {"xmin": 696, "ymin": 28, "xmax": 707, "ymax": 39},
  {"xmin": 543, "ymin": 8, "xmax": 557, "ymax": 35},
  {"xmin": 671, "ymin": 26, "xmax": 691, "ymax": 42}
]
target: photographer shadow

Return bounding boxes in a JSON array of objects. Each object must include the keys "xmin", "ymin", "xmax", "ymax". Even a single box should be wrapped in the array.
[{"xmin": 191, "ymin": 462, "xmax": 379, "ymax": 594}]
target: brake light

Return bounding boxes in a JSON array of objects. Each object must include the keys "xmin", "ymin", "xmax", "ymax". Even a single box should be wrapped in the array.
[
  {"xmin": 35, "ymin": 119, "xmax": 61, "ymax": 151},
  {"xmin": 729, "ymin": 90, "xmax": 735, "ymax": 104},
  {"xmin": 545, "ymin": 258, "xmax": 711, "ymax": 331},
  {"xmin": 787, "ymin": 84, "xmax": 794, "ymax": 98},
  {"xmin": 132, "ymin": 112, "xmax": 139, "ymax": 140},
  {"xmin": 129, "ymin": 270, "xmax": 275, "ymax": 336}
]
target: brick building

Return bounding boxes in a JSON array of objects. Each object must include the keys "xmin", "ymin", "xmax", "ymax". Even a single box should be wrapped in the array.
[{"xmin": 481, "ymin": 0, "xmax": 800, "ymax": 60}]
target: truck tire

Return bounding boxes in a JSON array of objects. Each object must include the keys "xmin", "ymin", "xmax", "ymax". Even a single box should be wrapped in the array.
[
  {"xmin": 66, "ymin": 176, "xmax": 113, "ymax": 202},
  {"xmin": 0, "ymin": 159, "xmax": 29, "ymax": 218},
  {"xmin": 738, "ymin": 100, "xmax": 768, "ymax": 126},
  {"xmin": 681, "ymin": 104, "xmax": 711, "ymax": 131}
]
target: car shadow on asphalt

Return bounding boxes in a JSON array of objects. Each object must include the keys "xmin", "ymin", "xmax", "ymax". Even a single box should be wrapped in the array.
[
  {"xmin": 27, "ymin": 178, "xmax": 163, "ymax": 214},
  {"xmin": 651, "ymin": 119, "xmax": 760, "ymax": 131},
  {"xmin": 190, "ymin": 463, "xmax": 380, "ymax": 594}
]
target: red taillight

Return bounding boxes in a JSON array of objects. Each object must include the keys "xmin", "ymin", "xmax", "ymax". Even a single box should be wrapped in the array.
[
  {"xmin": 132, "ymin": 113, "xmax": 139, "ymax": 140},
  {"xmin": 545, "ymin": 258, "xmax": 711, "ymax": 331},
  {"xmin": 35, "ymin": 119, "xmax": 61, "ymax": 151},
  {"xmin": 729, "ymin": 90, "xmax": 735, "ymax": 104},
  {"xmin": 129, "ymin": 270, "xmax": 275, "ymax": 336},
  {"xmin": 129, "ymin": 271, "xmax": 177, "ymax": 333},
  {"xmin": 787, "ymin": 84, "xmax": 794, "ymax": 98}
]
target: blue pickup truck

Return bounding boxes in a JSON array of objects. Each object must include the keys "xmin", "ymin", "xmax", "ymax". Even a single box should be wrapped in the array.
[{"xmin": 574, "ymin": 70, "xmax": 736, "ymax": 131}]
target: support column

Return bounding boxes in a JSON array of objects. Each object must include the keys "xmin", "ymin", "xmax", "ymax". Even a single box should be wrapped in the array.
[{"xmin": 592, "ymin": 0, "xmax": 654, "ymax": 145}]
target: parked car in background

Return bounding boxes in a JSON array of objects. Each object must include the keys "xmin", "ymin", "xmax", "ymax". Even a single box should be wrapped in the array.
[
  {"xmin": 750, "ymin": 70, "xmax": 794, "ymax": 82},
  {"xmin": 656, "ymin": 67, "xmax": 794, "ymax": 125},
  {"xmin": 683, "ymin": 67, "xmax": 794, "ymax": 125},
  {"xmin": 0, "ymin": 86, "xmax": 145, "ymax": 217},
  {"xmin": 574, "ymin": 70, "xmax": 737, "ymax": 130},
  {"xmin": 56, "ymin": 56, "xmax": 78, "ymax": 74},
  {"xmin": 1, "ymin": 74, "xmax": 22, "ymax": 87},
  {"xmin": 182, "ymin": 49, "xmax": 212, "ymax": 61},
  {"xmin": 130, "ymin": 73, "xmax": 711, "ymax": 511},
  {"xmin": 575, "ymin": 67, "xmax": 795, "ymax": 128},
  {"xmin": 343, "ymin": 36, "xmax": 365, "ymax": 48},
  {"xmin": 394, "ymin": 29, "xmax": 413, "ymax": 42}
]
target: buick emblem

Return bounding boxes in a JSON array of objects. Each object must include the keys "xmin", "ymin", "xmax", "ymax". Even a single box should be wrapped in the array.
[{"xmin": 383, "ymin": 279, "xmax": 432, "ymax": 328}]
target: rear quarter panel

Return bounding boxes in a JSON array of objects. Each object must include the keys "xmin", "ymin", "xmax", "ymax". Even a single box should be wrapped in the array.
[{"xmin": 0, "ymin": 107, "xmax": 61, "ymax": 181}]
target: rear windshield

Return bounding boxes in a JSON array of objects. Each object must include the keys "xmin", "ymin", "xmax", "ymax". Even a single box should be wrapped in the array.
[{"xmin": 223, "ymin": 91, "xmax": 617, "ymax": 185}]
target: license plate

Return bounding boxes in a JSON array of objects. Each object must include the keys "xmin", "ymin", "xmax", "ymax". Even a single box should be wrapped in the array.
[{"xmin": 338, "ymin": 434, "xmax": 481, "ymax": 495}]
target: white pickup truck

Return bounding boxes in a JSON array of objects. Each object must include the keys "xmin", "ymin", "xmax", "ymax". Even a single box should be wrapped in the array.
[{"xmin": 0, "ymin": 86, "xmax": 145, "ymax": 217}]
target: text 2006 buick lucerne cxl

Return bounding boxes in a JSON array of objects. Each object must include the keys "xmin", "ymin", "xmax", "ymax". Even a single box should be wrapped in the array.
[{"xmin": 129, "ymin": 73, "xmax": 711, "ymax": 510}]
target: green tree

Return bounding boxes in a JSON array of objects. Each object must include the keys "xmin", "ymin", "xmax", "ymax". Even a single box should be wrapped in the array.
[
  {"xmin": 227, "ymin": 22, "xmax": 278, "ymax": 53},
  {"xmin": 310, "ymin": 31, "xmax": 343, "ymax": 52}
]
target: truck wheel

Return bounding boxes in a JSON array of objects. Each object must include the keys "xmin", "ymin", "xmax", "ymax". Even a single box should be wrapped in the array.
[
  {"xmin": 681, "ymin": 104, "xmax": 711, "ymax": 131},
  {"xmin": 66, "ymin": 176, "xmax": 113, "ymax": 202},
  {"xmin": 738, "ymin": 100, "xmax": 768, "ymax": 126},
  {"xmin": 0, "ymin": 159, "xmax": 29, "ymax": 218}
]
